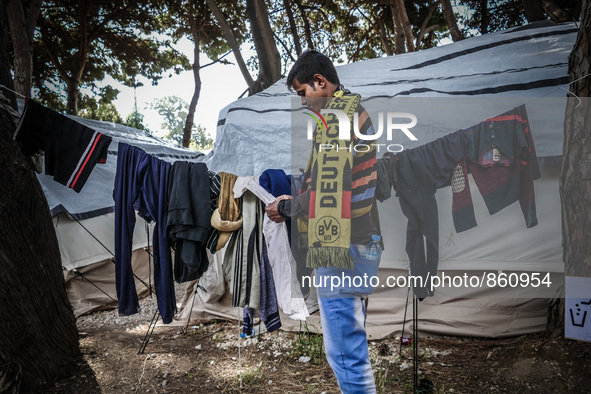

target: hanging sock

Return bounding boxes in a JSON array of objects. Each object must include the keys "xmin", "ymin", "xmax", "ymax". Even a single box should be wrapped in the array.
[{"xmin": 241, "ymin": 307, "xmax": 255, "ymax": 338}]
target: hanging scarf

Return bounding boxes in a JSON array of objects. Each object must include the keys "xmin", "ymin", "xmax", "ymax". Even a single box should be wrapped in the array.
[{"xmin": 300, "ymin": 92, "xmax": 360, "ymax": 269}]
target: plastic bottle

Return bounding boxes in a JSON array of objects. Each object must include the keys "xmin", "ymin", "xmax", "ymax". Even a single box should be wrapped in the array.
[{"xmin": 363, "ymin": 234, "xmax": 382, "ymax": 260}]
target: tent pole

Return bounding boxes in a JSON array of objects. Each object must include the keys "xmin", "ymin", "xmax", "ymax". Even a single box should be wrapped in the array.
[
  {"xmin": 138, "ymin": 308, "xmax": 160, "ymax": 354},
  {"xmin": 399, "ymin": 283, "xmax": 411, "ymax": 355},
  {"xmin": 183, "ymin": 281, "xmax": 201, "ymax": 334},
  {"xmin": 413, "ymin": 295, "xmax": 419, "ymax": 392},
  {"xmin": 71, "ymin": 216, "xmax": 153, "ymax": 293},
  {"xmin": 73, "ymin": 269, "xmax": 117, "ymax": 303}
]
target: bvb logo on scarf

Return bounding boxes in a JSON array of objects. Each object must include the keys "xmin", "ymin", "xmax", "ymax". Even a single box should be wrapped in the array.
[{"xmin": 302, "ymin": 93, "xmax": 360, "ymax": 269}]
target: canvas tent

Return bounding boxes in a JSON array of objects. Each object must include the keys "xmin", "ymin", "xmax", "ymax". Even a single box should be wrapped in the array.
[
  {"xmin": 174, "ymin": 21, "xmax": 577, "ymax": 338},
  {"xmin": 32, "ymin": 115, "xmax": 205, "ymax": 316}
]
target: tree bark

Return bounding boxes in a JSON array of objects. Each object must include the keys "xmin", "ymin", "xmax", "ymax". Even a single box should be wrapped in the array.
[
  {"xmin": 246, "ymin": 0, "xmax": 282, "ymax": 93},
  {"xmin": 205, "ymin": 0, "xmax": 256, "ymax": 92},
  {"xmin": 393, "ymin": 0, "xmax": 415, "ymax": 52},
  {"xmin": 0, "ymin": 2, "xmax": 17, "ymax": 110},
  {"xmin": 0, "ymin": 95, "xmax": 80, "ymax": 391},
  {"xmin": 479, "ymin": 0, "xmax": 489, "ymax": 34},
  {"xmin": 378, "ymin": 19, "xmax": 393, "ymax": 56},
  {"xmin": 561, "ymin": 0, "xmax": 591, "ymax": 279},
  {"xmin": 6, "ymin": 0, "xmax": 41, "ymax": 97},
  {"xmin": 551, "ymin": 0, "xmax": 591, "ymax": 337},
  {"xmin": 182, "ymin": 0, "xmax": 202, "ymax": 149},
  {"xmin": 415, "ymin": 2, "xmax": 438, "ymax": 49},
  {"xmin": 521, "ymin": 0, "xmax": 546, "ymax": 22},
  {"xmin": 542, "ymin": 0, "xmax": 574, "ymax": 22},
  {"xmin": 440, "ymin": 0, "xmax": 464, "ymax": 41},
  {"xmin": 295, "ymin": 0, "xmax": 314, "ymax": 50},
  {"xmin": 390, "ymin": 1, "xmax": 405, "ymax": 54}
]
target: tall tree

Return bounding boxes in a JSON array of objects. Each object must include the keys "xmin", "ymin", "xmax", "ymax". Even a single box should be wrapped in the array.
[
  {"xmin": 172, "ymin": 0, "xmax": 233, "ymax": 148},
  {"xmin": 0, "ymin": 92, "xmax": 80, "ymax": 391},
  {"xmin": 206, "ymin": 0, "xmax": 281, "ymax": 94},
  {"xmin": 440, "ymin": 0, "xmax": 464, "ymax": 41},
  {"xmin": 247, "ymin": 0, "xmax": 282, "ymax": 90},
  {"xmin": 394, "ymin": 0, "xmax": 416, "ymax": 52},
  {"xmin": 0, "ymin": 0, "xmax": 17, "ymax": 110},
  {"xmin": 521, "ymin": 0, "xmax": 546, "ymax": 22},
  {"xmin": 35, "ymin": 0, "xmax": 188, "ymax": 115},
  {"xmin": 5, "ymin": 0, "xmax": 41, "ymax": 97},
  {"xmin": 205, "ymin": 0, "xmax": 256, "ymax": 91},
  {"xmin": 561, "ymin": 0, "xmax": 591, "ymax": 284},
  {"xmin": 542, "ymin": 0, "xmax": 582, "ymax": 22},
  {"xmin": 546, "ymin": 0, "xmax": 590, "ymax": 337}
]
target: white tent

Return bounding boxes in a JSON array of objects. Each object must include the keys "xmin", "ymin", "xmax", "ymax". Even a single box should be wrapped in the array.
[{"xmin": 176, "ymin": 21, "xmax": 576, "ymax": 338}]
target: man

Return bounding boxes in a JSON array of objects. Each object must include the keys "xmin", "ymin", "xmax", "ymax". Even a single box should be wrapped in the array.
[{"xmin": 266, "ymin": 50, "xmax": 381, "ymax": 393}]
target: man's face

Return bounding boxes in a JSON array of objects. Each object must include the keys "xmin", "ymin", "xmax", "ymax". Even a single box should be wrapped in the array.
[{"xmin": 292, "ymin": 77, "xmax": 331, "ymax": 112}]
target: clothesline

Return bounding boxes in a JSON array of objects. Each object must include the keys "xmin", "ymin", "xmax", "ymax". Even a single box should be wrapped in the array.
[{"xmin": 0, "ymin": 83, "xmax": 27, "ymax": 99}]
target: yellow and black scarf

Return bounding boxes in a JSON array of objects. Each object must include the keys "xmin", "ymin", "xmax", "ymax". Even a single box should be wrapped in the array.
[{"xmin": 300, "ymin": 92, "xmax": 360, "ymax": 269}]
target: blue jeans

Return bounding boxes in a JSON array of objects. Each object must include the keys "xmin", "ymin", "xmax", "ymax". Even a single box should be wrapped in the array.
[{"xmin": 316, "ymin": 243, "xmax": 381, "ymax": 394}]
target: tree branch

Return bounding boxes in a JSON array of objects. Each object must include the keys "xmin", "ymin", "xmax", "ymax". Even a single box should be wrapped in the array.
[
  {"xmin": 205, "ymin": 0, "xmax": 255, "ymax": 90},
  {"xmin": 200, "ymin": 50, "xmax": 233, "ymax": 70},
  {"xmin": 415, "ymin": 2, "xmax": 438, "ymax": 49}
]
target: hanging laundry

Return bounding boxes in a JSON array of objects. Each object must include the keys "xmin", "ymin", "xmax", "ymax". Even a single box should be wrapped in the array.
[
  {"xmin": 242, "ymin": 307, "xmax": 255, "ymax": 337},
  {"xmin": 453, "ymin": 105, "xmax": 541, "ymax": 232},
  {"xmin": 206, "ymin": 171, "xmax": 222, "ymax": 253},
  {"xmin": 259, "ymin": 169, "xmax": 313, "ymax": 310},
  {"xmin": 222, "ymin": 189, "xmax": 261, "ymax": 309},
  {"xmin": 167, "ymin": 161, "xmax": 211, "ymax": 283},
  {"xmin": 387, "ymin": 130, "xmax": 470, "ymax": 299},
  {"xmin": 375, "ymin": 156, "xmax": 393, "ymax": 203},
  {"xmin": 113, "ymin": 143, "xmax": 176, "ymax": 324},
  {"xmin": 234, "ymin": 176, "xmax": 309, "ymax": 321},
  {"xmin": 211, "ymin": 172, "xmax": 242, "ymax": 250},
  {"xmin": 260, "ymin": 241, "xmax": 282, "ymax": 332},
  {"xmin": 13, "ymin": 99, "xmax": 111, "ymax": 192},
  {"xmin": 259, "ymin": 169, "xmax": 292, "ymax": 197}
]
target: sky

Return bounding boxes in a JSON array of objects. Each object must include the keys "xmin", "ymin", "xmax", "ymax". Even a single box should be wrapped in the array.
[
  {"xmin": 109, "ymin": 37, "xmax": 252, "ymax": 140},
  {"xmin": 108, "ymin": 33, "xmax": 457, "ymax": 143}
]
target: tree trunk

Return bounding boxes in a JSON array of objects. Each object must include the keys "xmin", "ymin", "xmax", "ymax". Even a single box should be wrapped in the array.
[
  {"xmin": 246, "ymin": 0, "xmax": 282, "ymax": 93},
  {"xmin": 378, "ymin": 19, "xmax": 393, "ymax": 56},
  {"xmin": 0, "ymin": 2, "xmax": 17, "ymax": 110},
  {"xmin": 522, "ymin": 0, "xmax": 546, "ymax": 22},
  {"xmin": 542, "ymin": 0, "xmax": 573, "ymax": 22},
  {"xmin": 390, "ymin": 1, "xmax": 405, "ymax": 54},
  {"xmin": 440, "ymin": 0, "xmax": 464, "ymax": 41},
  {"xmin": 295, "ymin": 0, "xmax": 314, "ymax": 50},
  {"xmin": 205, "ymin": 0, "xmax": 256, "ymax": 92},
  {"xmin": 5, "ymin": 0, "xmax": 41, "ymax": 97},
  {"xmin": 66, "ymin": 77, "xmax": 80, "ymax": 115},
  {"xmin": 284, "ymin": 0, "xmax": 302, "ymax": 56},
  {"xmin": 479, "ymin": 0, "xmax": 489, "ymax": 34},
  {"xmin": 561, "ymin": 0, "xmax": 591, "ymax": 280},
  {"xmin": 393, "ymin": 0, "xmax": 415, "ymax": 52},
  {"xmin": 0, "ymin": 95, "xmax": 80, "ymax": 391},
  {"xmin": 551, "ymin": 0, "xmax": 591, "ymax": 336},
  {"xmin": 182, "ymin": 2, "xmax": 202, "ymax": 149},
  {"xmin": 415, "ymin": 2, "xmax": 438, "ymax": 50}
]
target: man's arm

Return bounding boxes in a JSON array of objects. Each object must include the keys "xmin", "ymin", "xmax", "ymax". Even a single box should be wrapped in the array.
[{"xmin": 265, "ymin": 189, "xmax": 311, "ymax": 223}]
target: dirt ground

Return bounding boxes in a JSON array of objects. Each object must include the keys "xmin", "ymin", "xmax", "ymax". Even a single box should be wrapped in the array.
[{"xmin": 29, "ymin": 294, "xmax": 591, "ymax": 394}]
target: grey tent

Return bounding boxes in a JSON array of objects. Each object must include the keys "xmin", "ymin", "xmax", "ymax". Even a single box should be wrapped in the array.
[{"xmin": 175, "ymin": 21, "xmax": 576, "ymax": 338}]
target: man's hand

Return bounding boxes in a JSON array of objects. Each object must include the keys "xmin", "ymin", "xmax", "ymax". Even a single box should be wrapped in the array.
[{"xmin": 265, "ymin": 195, "xmax": 292, "ymax": 223}]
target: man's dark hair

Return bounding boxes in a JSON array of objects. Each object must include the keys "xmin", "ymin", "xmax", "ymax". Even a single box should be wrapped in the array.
[{"xmin": 286, "ymin": 50, "xmax": 340, "ymax": 90}]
